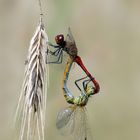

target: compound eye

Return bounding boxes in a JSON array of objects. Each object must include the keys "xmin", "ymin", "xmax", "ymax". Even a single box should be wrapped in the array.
[{"xmin": 55, "ymin": 34, "xmax": 64, "ymax": 45}]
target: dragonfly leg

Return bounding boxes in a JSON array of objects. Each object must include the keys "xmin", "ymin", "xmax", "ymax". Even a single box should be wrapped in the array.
[
  {"xmin": 48, "ymin": 42, "xmax": 60, "ymax": 48},
  {"xmin": 47, "ymin": 49, "xmax": 63, "ymax": 64},
  {"xmin": 51, "ymin": 49, "xmax": 63, "ymax": 64},
  {"xmin": 83, "ymin": 79, "xmax": 91, "ymax": 91},
  {"xmin": 48, "ymin": 48, "xmax": 61, "ymax": 56},
  {"xmin": 46, "ymin": 48, "xmax": 60, "ymax": 63},
  {"xmin": 46, "ymin": 43, "xmax": 62, "ymax": 63},
  {"xmin": 75, "ymin": 76, "xmax": 88, "ymax": 91}
]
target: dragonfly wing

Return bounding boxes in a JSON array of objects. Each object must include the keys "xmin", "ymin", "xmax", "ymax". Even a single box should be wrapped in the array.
[
  {"xmin": 66, "ymin": 28, "xmax": 76, "ymax": 43},
  {"xmin": 65, "ymin": 28, "xmax": 78, "ymax": 56},
  {"xmin": 56, "ymin": 106, "xmax": 76, "ymax": 135},
  {"xmin": 73, "ymin": 107, "xmax": 92, "ymax": 140}
]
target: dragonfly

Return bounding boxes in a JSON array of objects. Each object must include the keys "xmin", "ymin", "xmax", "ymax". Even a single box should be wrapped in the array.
[
  {"xmin": 47, "ymin": 27, "xmax": 78, "ymax": 64},
  {"xmin": 56, "ymin": 57, "xmax": 100, "ymax": 140}
]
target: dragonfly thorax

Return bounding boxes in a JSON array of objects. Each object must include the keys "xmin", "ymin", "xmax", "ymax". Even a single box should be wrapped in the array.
[{"xmin": 64, "ymin": 43, "xmax": 78, "ymax": 58}]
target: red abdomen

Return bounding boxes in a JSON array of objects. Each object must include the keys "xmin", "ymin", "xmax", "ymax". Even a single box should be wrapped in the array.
[{"xmin": 74, "ymin": 55, "xmax": 100, "ymax": 94}]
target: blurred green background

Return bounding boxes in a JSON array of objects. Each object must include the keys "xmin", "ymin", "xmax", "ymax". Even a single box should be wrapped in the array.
[{"xmin": 0, "ymin": 0, "xmax": 140, "ymax": 140}]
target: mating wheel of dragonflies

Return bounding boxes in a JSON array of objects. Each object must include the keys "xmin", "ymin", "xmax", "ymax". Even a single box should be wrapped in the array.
[{"xmin": 47, "ymin": 28, "xmax": 100, "ymax": 94}]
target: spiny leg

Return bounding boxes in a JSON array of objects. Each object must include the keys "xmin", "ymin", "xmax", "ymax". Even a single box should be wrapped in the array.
[
  {"xmin": 48, "ymin": 43, "xmax": 60, "ymax": 48},
  {"xmin": 75, "ymin": 76, "xmax": 88, "ymax": 91},
  {"xmin": 83, "ymin": 78, "xmax": 92, "ymax": 91},
  {"xmin": 50, "ymin": 48, "xmax": 63, "ymax": 64},
  {"xmin": 46, "ymin": 43, "xmax": 61, "ymax": 63},
  {"xmin": 46, "ymin": 48, "xmax": 63, "ymax": 64},
  {"xmin": 49, "ymin": 48, "xmax": 61, "ymax": 56}
]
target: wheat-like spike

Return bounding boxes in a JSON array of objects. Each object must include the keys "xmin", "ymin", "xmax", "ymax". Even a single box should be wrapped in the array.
[{"xmin": 16, "ymin": 18, "xmax": 49, "ymax": 140}]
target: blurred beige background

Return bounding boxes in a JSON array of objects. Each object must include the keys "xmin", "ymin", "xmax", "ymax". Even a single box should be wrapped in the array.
[{"xmin": 0, "ymin": 0, "xmax": 140, "ymax": 140}]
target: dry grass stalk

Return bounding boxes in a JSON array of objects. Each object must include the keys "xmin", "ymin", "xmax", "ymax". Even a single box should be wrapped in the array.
[{"xmin": 16, "ymin": 18, "xmax": 49, "ymax": 140}]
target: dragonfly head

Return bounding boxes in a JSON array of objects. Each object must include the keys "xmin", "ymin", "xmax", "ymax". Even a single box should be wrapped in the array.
[
  {"xmin": 85, "ymin": 86, "xmax": 95, "ymax": 96},
  {"xmin": 55, "ymin": 34, "xmax": 65, "ymax": 46}
]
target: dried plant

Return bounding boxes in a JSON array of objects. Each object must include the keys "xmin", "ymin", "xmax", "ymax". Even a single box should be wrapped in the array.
[{"xmin": 15, "ymin": 18, "xmax": 49, "ymax": 140}]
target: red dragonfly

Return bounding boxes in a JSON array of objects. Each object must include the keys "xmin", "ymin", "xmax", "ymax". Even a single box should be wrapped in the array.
[
  {"xmin": 47, "ymin": 28, "xmax": 100, "ymax": 94},
  {"xmin": 47, "ymin": 28, "xmax": 78, "ymax": 64}
]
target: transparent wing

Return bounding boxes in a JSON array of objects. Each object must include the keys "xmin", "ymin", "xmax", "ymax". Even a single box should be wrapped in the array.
[
  {"xmin": 73, "ymin": 107, "xmax": 92, "ymax": 140},
  {"xmin": 66, "ymin": 28, "xmax": 75, "ymax": 43},
  {"xmin": 65, "ymin": 28, "xmax": 78, "ymax": 56},
  {"xmin": 66, "ymin": 27, "xmax": 76, "ymax": 47},
  {"xmin": 56, "ymin": 106, "xmax": 93, "ymax": 140},
  {"xmin": 56, "ymin": 106, "xmax": 76, "ymax": 135}
]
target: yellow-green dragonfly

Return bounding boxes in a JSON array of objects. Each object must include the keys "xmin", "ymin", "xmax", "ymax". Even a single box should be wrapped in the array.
[{"xmin": 56, "ymin": 58, "xmax": 98, "ymax": 140}]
